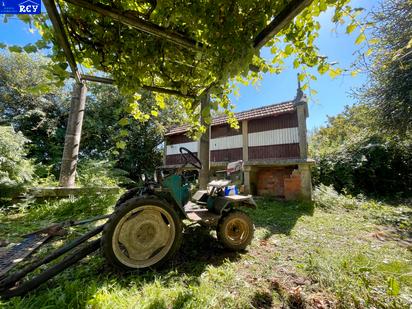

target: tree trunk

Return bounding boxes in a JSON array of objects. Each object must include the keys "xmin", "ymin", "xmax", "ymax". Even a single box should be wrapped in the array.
[
  {"xmin": 198, "ymin": 92, "xmax": 210, "ymax": 189},
  {"xmin": 59, "ymin": 82, "xmax": 87, "ymax": 187}
]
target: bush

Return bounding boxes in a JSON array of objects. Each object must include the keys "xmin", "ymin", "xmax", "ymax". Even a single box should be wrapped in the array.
[
  {"xmin": 313, "ymin": 184, "xmax": 361, "ymax": 210},
  {"xmin": 76, "ymin": 159, "xmax": 134, "ymax": 187},
  {"xmin": 312, "ymin": 137, "xmax": 412, "ymax": 196},
  {"xmin": 0, "ymin": 126, "xmax": 33, "ymax": 197},
  {"xmin": 310, "ymin": 104, "xmax": 412, "ymax": 197}
]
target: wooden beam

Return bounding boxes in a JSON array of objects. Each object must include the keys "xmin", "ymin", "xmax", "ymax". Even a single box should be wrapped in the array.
[
  {"xmin": 43, "ymin": 0, "xmax": 81, "ymax": 83},
  {"xmin": 142, "ymin": 85, "xmax": 196, "ymax": 98},
  {"xmin": 72, "ymin": 73, "xmax": 196, "ymax": 98},
  {"xmin": 198, "ymin": 92, "xmax": 211, "ymax": 190},
  {"xmin": 254, "ymin": 0, "xmax": 313, "ymax": 49},
  {"xmin": 62, "ymin": 0, "xmax": 202, "ymax": 51},
  {"xmin": 77, "ymin": 74, "xmax": 114, "ymax": 85}
]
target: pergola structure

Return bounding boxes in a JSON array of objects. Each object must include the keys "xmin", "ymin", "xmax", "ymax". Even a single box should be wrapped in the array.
[{"xmin": 42, "ymin": 0, "xmax": 313, "ymax": 188}]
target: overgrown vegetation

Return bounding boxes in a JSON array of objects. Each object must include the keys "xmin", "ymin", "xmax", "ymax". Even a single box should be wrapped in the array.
[
  {"xmin": 310, "ymin": 104, "xmax": 412, "ymax": 197},
  {"xmin": 0, "ymin": 190, "xmax": 410, "ymax": 308},
  {"xmin": 0, "ymin": 126, "xmax": 33, "ymax": 198},
  {"xmin": 0, "ymin": 0, "xmax": 411, "ymax": 305}
]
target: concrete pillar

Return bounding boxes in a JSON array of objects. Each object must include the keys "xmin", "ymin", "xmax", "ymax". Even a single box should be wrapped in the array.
[
  {"xmin": 296, "ymin": 103, "xmax": 308, "ymax": 159},
  {"xmin": 242, "ymin": 120, "xmax": 248, "ymax": 162},
  {"xmin": 198, "ymin": 92, "xmax": 210, "ymax": 189},
  {"xmin": 163, "ymin": 141, "xmax": 167, "ymax": 166},
  {"xmin": 298, "ymin": 164, "xmax": 312, "ymax": 200},
  {"xmin": 59, "ymin": 82, "xmax": 87, "ymax": 187},
  {"xmin": 243, "ymin": 165, "xmax": 252, "ymax": 194}
]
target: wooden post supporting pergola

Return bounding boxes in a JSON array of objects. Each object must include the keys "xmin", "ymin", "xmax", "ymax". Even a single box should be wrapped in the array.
[
  {"xmin": 59, "ymin": 82, "xmax": 87, "ymax": 187},
  {"xmin": 199, "ymin": 92, "xmax": 211, "ymax": 189},
  {"xmin": 42, "ymin": 0, "xmax": 313, "ymax": 187}
]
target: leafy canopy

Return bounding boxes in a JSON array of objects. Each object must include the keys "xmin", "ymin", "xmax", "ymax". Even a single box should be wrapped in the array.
[
  {"xmin": 3, "ymin": 0, "xmax": 367, "ymax": 127},
  {"xmin": 0, "ymin": 52, "xmax": 184, "ymax": 182}
]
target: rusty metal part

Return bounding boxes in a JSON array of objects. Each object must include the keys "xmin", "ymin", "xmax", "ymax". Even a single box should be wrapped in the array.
[
  {"xmin": 0, "ymin": 214, "xmax": 109, "ymax": 296},
  {"xmin": 0, "ymin": 234, "xmax": 52, "ymax": 278},
  {"xmin": 22, "ymin": 214, "xmax": 110, "ymax": 238}
]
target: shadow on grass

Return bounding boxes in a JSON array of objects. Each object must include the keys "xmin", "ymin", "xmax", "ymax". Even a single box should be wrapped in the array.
[
  {"xmin": 2, "ymin": 198, "xmax": 314, "ymax": 308},
  {"xmin": 246, "ymin": 197, "xmax": 314, "ymax": 240}
]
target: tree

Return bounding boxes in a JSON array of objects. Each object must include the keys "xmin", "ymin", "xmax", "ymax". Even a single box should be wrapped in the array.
[
  {"xmin": 81, "ymin": 83, "xmax": 186, "ymax": 180},
  {"xmin": 0, "ymin": 52, "xmax": 69, "ymax": 165},
  {"xmin": 0, "ymin": 52, "xmax": 186, "ymax": 181},
  {"xmin": 355, "ymin": 0, "xmax": 412, "ymax": 135}
]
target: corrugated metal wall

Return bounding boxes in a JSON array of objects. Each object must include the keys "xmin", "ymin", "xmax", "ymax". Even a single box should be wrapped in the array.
[
  {"xmin": 211, "ymin": 124, "xmax": 242, "ymax": 138},
  {"xmin": 165, "ymin": 152, "xmax": 199, "ymax": 165},
  {"xmin": 166, "ymin": 141, "xmax": 198, "ymax": 155},
  {"xmin": 210, "ymin": 148, "xmax": 243, "ymax": 162},
  {"xmin": 248, "ymin": 113, "xmax": 298, "ymax": 133},
  {"xmin": 167, "ymin": 134, "xmax": 193, "ymax": 145},
  {"xmin": 248, "ymin": 127, "xmax": 298, "ymax": 147},
  {"xmin": 210, "ymin": 134, "xmax": 243, "ymax": 150},
  {"xmin": 249, "ymin": 144, "xmax": 300, "ymax": 160},
  {"xmin": 165, "ymin": 111, "xmax": 301, "ymax": 164}
]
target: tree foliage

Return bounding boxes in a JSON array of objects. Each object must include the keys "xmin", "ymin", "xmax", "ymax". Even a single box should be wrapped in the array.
[
  {"xmin": 310, "ymin": 104, "xmax": 412, "ymax": 197},
  {"xmin": 81, "ymin": 83, "xmax": 186, "ymax": 179},
  {"xmin": 355, "ymin": 0, "xmax": 412, "ymax": 135},
  {"xmin": 0, "ymin": 52, "xmax": 185, "ymax": 182},
  {"xmin": 0, "ymin": 52, "xmax": 69, "ymax": 165}
]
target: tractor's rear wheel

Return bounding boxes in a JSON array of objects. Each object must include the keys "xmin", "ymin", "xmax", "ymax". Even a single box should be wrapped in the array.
[
  {"xmin": 102, "ymin": 197, "xmax": 182, "ymax": 271},
  {"xmin": 217, "ymin": 210, "xmax": 254, "ymax": 251}
]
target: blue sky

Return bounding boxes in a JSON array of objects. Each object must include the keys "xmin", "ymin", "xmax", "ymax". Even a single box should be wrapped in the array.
[{"xmin": 0, "ymin": 0, "xmax": 376, "ymax": 130}]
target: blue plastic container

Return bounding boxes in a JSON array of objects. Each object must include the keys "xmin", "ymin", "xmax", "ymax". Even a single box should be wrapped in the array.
[{"xmin": 224, "ymin": 185, "xmax": 238, "ymax": 196}]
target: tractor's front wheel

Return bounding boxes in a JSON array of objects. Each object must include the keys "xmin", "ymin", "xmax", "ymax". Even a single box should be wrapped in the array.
[
  {"xmin": 217, "ymin": 210, "xmax": 254, "ymax": 251},
  {"xmin": 102, "ymin": 197, "xmax": 182, "ymax": 271}
]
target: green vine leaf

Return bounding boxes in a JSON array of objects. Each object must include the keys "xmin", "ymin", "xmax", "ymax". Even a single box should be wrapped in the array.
[
  {"xmin": 346, "ymin": 23, "xmax": 357, "ymax": 34},
  {"xmin": 118, "ymin": 118, "xmax": 129, "ymax": 127},
  {"xmin": 355, "ymin": 33, "xmax": 366, "ymax": 45}
]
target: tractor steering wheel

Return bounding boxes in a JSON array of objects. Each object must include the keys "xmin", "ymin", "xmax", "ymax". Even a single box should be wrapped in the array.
[{"xmin": 179, "ymin": 147, "xmax": 202, "ymax": 170}]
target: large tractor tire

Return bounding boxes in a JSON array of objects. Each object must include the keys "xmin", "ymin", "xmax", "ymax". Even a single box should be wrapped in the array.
[
  {"xmin": 102, "ymin": 196, "xmax": 182, "ymax": 271},
  {"xmin": 217, "ymin": 210, "xmax": 254, "ymax": 251}
]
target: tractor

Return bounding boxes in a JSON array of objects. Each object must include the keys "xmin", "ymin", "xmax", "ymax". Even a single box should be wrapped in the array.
[{"xmin": 102, "ymin": 147, "xmax": 256, "ymax": 270}]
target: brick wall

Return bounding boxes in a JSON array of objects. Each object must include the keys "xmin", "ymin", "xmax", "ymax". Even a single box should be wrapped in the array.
[
  {"xmin": 284, "ymin": 170, "xmax": 302, "ymax": 200},
  {"xmin": 256, "ymin": 167, "xmax": 294, "ymax": 196},
  {"xmin": 256, "ymin": 166, "xmax": 303, "ymax": 198}
]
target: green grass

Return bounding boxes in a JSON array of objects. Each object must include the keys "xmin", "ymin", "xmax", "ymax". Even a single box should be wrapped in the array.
[{"xmin": 0, "ymin": 193, "xmax": 411, "ymax": 308}]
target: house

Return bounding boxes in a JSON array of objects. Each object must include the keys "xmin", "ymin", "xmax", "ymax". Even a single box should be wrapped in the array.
[{"xmin": 163, "ymin": 86, "xmax": 314, "ymax": 200}]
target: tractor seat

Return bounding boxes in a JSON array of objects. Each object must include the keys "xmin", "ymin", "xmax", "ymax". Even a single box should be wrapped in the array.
[{"xmin": 207, "ymin": 179, "xmax": 231, "ymax": 188}]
